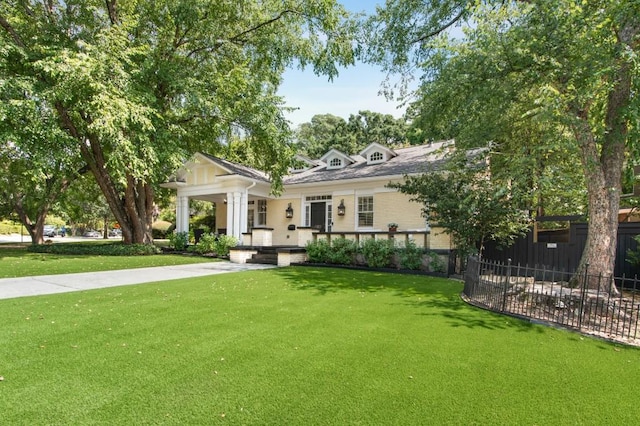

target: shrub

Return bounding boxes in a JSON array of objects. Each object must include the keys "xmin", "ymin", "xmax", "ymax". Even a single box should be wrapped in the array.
[
  {"xmin": 152, "ymin": 221, "xmax": 173, "ymax": 239},
  {"xmin": 627, "ymin": 235, "xmax": 640, "ymax": 267},
  {"xmin": 398, "ymin": 239, "xmax": 424, "ymax": 270},
  {"xmin": 329, "ymin": 238, "xmax": 358, "ymax": 265},
  {"xmin": 192, "ymin": 215, "xmax": 215, "ymax": 232},
  {"xmin": 27, "ymin": 243, "xmax": 160, "ymax": 256},
  {"xmin": 0, "ymin": 220, "xmax": 22, "ymax": 235},
  {"xmin": 214, "ymin": 235, "xmax": 238, "ymax": 257},
  {"xmin": 428, "ymin": 251, "xmax": 446, "ymax": 273},
  {"xmin": 305, "ymin": 239, "xmax": 332, "ymax": 263},
  {"xmin": 190, "ymin": 233, "xmax": 218, "ymax": 255},
  {"xmin": 168, "ymin": 231, "xmax": 189, "ymax": 251},
  {"xmin": 361, "ymin": 238, "xmax": 395, "ymax": 268}
]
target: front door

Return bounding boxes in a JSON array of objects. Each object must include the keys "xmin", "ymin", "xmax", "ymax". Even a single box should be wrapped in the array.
[{"xmin": 310, "ymin": 202, "xmax": 326, "ymax": 232}]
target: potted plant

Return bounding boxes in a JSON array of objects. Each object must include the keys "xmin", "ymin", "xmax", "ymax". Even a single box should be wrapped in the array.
[{"xmin": 388, "ymin": 222, "xmax": 399, "ymax": 232}]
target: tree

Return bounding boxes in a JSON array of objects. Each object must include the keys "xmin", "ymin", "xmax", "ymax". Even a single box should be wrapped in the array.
[
  {"xmin": 294, "ymin": 110, "xmax": 408, "ymax": 157},
  {"xmin": 62, "ymin": 173, "xmax": 116, "ymax": 237},
  {"xmin": 389, "ymin": 149, "xmax": 532, "ymax": 258},
  {"xmin": 0, "ymin": 80, "xmax": 84, "ymax": 244},
  {"xmin": 294, "ymin": 113, "xmax": 350, "ymax": 157},
  {"xmin": 0, "ymin": 0, "xmax": 357, "ymax": 244},
  {"xmin": 367, "ymin": 1, "xmax": 640, "ymax": 292},
  {"xmin": 345, "ymin": 110, "xmax": 408, "ymax": 149}
]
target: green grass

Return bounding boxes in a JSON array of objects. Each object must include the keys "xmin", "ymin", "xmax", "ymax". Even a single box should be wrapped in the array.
[
  {"xmin": 0, "ymin": 247, "xmax": 216, "ymax": 278},
  {"xmin": 1, "ymin": 267, "xmax": 639, "ymax": 424}
]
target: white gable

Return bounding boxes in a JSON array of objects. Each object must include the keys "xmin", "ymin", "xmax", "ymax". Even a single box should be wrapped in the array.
[
  {"xmin": 359, "ymin": 143, "xmax": 397, "ymax": 165},
  {"xmin": 320, "ymin": 149, "xmax": 354, "ymax": 170}
]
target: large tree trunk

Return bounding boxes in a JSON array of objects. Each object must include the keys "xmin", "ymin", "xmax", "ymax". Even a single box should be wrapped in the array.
[
  {"xmin": 14, "ymin": 199, "xmax": 47, "ymax": 245},
  {"xmin": 82, "ymin": 142, "xmax": 155, "ymax": 245},
  {"xmin": 56, "ymin": 105, "xmax": 155, "ymax": 245},
  {"xmin": 570, "ymin": 21, "xmax": 635, "ymax": 295}
]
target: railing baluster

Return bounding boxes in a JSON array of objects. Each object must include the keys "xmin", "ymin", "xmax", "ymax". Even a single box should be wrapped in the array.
[{"xmin": 462, "ymin": 256, "xmax": 640, "ymax": 345}]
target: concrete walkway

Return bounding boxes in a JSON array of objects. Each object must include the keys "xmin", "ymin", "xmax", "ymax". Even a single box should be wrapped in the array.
[{"xmin": 0, "ymin": 262, "xmax": 275, "ymax": 300}]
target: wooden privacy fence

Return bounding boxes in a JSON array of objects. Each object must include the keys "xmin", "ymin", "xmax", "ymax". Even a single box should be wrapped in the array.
[
  {"xmin": 463, "ymin": 256, "xmax": 640, "ymax": 345},
  {"xmin": 482, "ymin": 222, "xmax": 640, "ymax": 278}
]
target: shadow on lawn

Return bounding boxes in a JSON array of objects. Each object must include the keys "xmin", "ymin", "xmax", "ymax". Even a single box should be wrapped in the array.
[{"xmin": 276, "ymin": 266, "xmax": 540, "ymax": 333}]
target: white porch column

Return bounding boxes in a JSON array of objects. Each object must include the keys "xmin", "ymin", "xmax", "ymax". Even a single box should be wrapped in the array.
[
  {"xmin": 226, "ymin": 191, "xmax": 234, "ymax": 236},
  {"xmin": 176, "ymin": 195, "xmax": 190, "ymax": 233},
  {"xmin": 240, "ymin": 191, "xmax": 249, "ymax": 235},
  {"xmin": 225, "ymin": 191, "xmax": 243, "ymax": 239},
  {"xmin": 232, "ymin": 192, "xmax": 242, "ymax": 240}
]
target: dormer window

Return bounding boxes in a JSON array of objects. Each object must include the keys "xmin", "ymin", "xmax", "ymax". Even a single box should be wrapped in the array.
[
  {"xmin": 369, "ymin": 151, "xmax": 384, "ymax": 163},
  {"xmin": 320, "ymin": 148, "xmax": 353, "ymax": 170},
  {"xmin": 359, "ymin": 142, "xmax": 397, "ymax": 165}
]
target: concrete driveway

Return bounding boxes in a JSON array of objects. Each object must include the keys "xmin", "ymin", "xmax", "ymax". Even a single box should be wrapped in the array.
[{"xmin": 0, "ymin": 262, "xmax": 275, "ymax": 300}]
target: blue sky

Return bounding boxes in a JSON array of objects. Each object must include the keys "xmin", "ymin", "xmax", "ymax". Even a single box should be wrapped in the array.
[{"xmin": 277, "ymin": 1, "xmax": 405, "ymax": 128}]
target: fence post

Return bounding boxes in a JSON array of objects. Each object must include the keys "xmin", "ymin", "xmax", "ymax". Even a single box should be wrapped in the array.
[
  {"xmin": 578, "ymin": 263, "xmax": 589, "ymax": 330},
  {"xmin": 502, "ymin": 258, "xmax": 512, "ymax": 312}
]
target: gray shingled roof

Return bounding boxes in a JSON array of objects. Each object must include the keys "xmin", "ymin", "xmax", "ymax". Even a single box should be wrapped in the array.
[
  {"xmin": 199, "ymin": 153, "xmax": 271, "ymax": 182},
  {"xmin": 283, "ymin": 141, "xmax": 452, "ymax": 185},
  {"xmin": 196, "ymin": 141, "xmax": 478, "ymax": 186}
]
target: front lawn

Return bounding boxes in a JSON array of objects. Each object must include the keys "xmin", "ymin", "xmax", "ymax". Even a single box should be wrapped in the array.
[
  {"xmin": 1, "ymin": 267, "xmax": 639, "ymax": 424},
  {"xmin": 0, "ymin": 246, "xmax": 216, "ymax": 278}
]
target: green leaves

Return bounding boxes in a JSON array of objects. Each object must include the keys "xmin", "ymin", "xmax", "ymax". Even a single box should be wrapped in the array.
[
  {"xmin": 389, "ymin": 149, "xmax": 532, "ymax": 257},
  {"xmin": 294, "ymin": 110, "xmax": 408, "ymax": 158},
  {"xmin": 1, "ymin": 1, "xmax": 358, "ymax": 242}
]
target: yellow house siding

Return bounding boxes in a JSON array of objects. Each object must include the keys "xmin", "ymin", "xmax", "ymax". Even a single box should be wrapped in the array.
[
  {"xmin": 268, "ymin": 198, "xmax": 298, "ymax": 246},
  {"xmin": 331, "ymin": 197, "xmax": 355, "ymax": 232},
  {"xmin": 429, "ymin": 227, "xmax": 453, "ymax": 250},
  {"xmin": 374, "ymin": 191, "xmax": 425, "ymax": 231},
  {"xmin": 216, "ymin": 202, "xmax": 227, "ymax": 233}
]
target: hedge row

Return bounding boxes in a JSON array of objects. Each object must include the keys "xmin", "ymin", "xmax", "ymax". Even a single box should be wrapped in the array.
[
  {"xmin": 305, "ymin": 238, "xmax": 446, "ymax": 272},
  {"xmin": 27, "ymin": 243, "xmax": 161, "ymax": 256}
]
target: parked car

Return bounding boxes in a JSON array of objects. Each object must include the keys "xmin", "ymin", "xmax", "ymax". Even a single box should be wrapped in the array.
[
  {"xmin": 84, "ymin": 230, "xmax": 100, "ymax": 238},
  {"xmin": 108, "ymin": 229, "xmax": 122, "ymax": 237},
  {"xmin": 43, "ymin": 225, "xmax": 57, "ymax": 237}
]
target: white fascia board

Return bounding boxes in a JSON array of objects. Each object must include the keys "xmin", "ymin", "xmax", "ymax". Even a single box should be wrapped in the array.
[
  {"xmin": 160, "ymin": 181, "xmax": 188, "ymax": 189},
  {"xmin": 282, "ymin": 173, "xmax": 420, "ymax": 190}
]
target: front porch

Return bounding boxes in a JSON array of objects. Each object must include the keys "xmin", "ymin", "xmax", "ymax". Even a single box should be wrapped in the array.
[{"xmin": 229, "ymin": 227, "xmax": 436, "ymax": 267}]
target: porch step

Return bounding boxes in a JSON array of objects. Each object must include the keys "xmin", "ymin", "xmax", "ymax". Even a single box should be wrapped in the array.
[{"xmin": 247, "ymin": 252, "xmax": 278, "ymax": 265}]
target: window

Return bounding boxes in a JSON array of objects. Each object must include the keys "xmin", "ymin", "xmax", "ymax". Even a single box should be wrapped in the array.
[
  {"xmin": 329, "ymin": 157, "xmax": 342, "ymax": 168},
  {"xmin": 369, "ymin": 151, "xmax": 384, "ymax": 162},
  {"xmin": 358, "ymin": 196, "xmax": 374, "ymax": 227},
  {"xmin": 257, "ymin": 200, "xmax": 267, "ymax": 225}
]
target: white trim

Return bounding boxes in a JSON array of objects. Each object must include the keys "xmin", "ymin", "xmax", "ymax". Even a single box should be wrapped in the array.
[
  {"xmin": 283, "ymin": 174, "xmax": 417, "ymax": 189},
  {"xmin": 355, "ymin": 192, "xmax": 375, "ymax": 230},
  {"xmin": 320, "ymin": 149, "xmax": 354, "ymax": 170}
]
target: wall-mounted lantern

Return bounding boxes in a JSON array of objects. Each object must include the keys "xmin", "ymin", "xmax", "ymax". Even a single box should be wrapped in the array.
[
  {"xmin": 337, "ymin": 199, "xmax": 346, "ymax": 216},
  {"xmin": 285, "ymin": 202, "xmax": 294, "ymax": 218}
]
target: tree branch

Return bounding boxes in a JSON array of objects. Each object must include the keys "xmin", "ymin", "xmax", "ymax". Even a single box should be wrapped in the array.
[
  {"xmin": 230, "ymin": 9, "xmax": 299, "ymax": 43},
  {"xmin": 187, "ymin": 9, "xmax": 300, "ymax": 57},
  {"xmin": 411, "ymin": 8, "xmax": 466, "ymax": 44},
  {"xmin": 0, "ymin": 13, "xmax": 27, "ymax": 48},
  {"xmin": 105, "ymin": 0, "xmax": 118, "ymax": 25}
]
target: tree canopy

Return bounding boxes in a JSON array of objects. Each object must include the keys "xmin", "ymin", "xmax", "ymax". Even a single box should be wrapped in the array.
[
  {"xmin": 389, "ymin": 148, "xmax": 532, "ymax": 258},
  {"xmin": 0, "ymin": 0, "xmax": 357, "ymax": 243},
  {"xmin": 367, "ymin": 0, "xmax": 639, "ymax": 287},
  {"xmin": 294, "ymin": 110, "xmax": 408, "ymax": 157}
]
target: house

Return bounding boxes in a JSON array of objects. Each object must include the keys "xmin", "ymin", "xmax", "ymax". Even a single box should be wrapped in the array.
[{"xmin": 161, "ymin": 140, "xmax": 457, "ymax": 261}]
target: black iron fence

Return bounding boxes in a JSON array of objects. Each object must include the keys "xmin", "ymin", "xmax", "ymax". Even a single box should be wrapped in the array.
[{"xmin": 463, "ymin": 256, "xmax": 640, "ymax": 345}]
